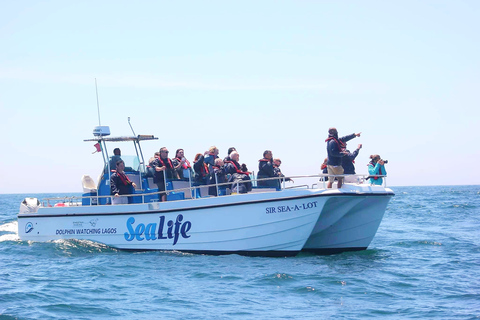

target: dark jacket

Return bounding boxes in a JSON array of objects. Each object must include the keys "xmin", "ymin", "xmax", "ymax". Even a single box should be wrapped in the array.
[
  {"xmin": 208, "ymin": 166, "xmax": 227, "ymax": 196},
  {"xmin": 110, "ymin": 171, "xmax": 134, "ymax": 195},
  {"xmin": 151, "ymin": 157, "xmax": 177, "ymax": 184},
  {"xmin": 193, "ymin": 155, "xmax": 209, "ymax": 185},
  {"xmin": 224, "ymin": 160, "xmax": 242, "ymax": 176},
  {"xmin": 326, "ymin": 133, "xmax": 356, "ymax": 166},
  {"xmin": 273, "ymin": 167, "xmax": 291, "ymax": 183},
  {"xmin": 257, "ymin": 159, "xmax": 277, "ymax": 187},
  {"xmin": 341, "ymin": 148, "xmax": 360, "ymax": 174}
]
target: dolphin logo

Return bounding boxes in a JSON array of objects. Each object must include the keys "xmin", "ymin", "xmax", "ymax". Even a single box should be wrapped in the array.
[{"xmin": 25, "ymin": 222, "xmax": 34, "ymax": 234}]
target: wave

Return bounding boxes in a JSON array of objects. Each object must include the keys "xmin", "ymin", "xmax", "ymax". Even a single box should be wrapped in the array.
[{"xmin": 0, "ymin": 221, "xmax": 19, "ymax": 242}]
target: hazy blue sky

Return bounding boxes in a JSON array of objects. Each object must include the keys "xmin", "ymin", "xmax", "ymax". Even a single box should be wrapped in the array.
[{"xmin": 1, "ymin": 1, "xmax": 479, "ymax": 193}]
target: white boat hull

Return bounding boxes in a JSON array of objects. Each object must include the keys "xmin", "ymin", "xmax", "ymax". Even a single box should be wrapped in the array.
[
  {"xmin": 18, "ymin": 190, "xmax": 325, "ymax": 257},
  {"xmin": 302, "ymin": 185, "xmax": 394, "ymax": 254}
]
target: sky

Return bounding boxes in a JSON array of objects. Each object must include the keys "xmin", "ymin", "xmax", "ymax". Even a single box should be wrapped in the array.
[{"xmin": 0, "ymin": 1, "xmax": 479, "ymax": 194}]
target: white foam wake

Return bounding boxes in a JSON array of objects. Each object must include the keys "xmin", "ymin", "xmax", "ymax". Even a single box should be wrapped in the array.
[{"xmin": 0, "ymin": 221, "xmax": 19, "ymax": 241}]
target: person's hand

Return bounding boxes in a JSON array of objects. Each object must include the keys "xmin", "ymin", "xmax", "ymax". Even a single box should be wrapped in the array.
[
  {"xmin": 358, "ymin": 144, "xmax": 362, "ymax": 149},
  {"xmin": 378, "ymin": 160, "xmax": 385, "ymax": 165},
  {"xmin": 132, "ymin": 183, "xmax": 137, "ymax": 188},
  {"xmin": 114, "ymin": 193, "xmax": 119, "ymax": 198},
  {"xmin": 356, "ymin": 132, "xmax": 362, "ymax": 137}
]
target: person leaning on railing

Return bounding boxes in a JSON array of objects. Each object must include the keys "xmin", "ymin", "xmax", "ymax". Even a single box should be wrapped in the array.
[
  {"xmin": 368, "ymin": 154, "xmax": 387, "ymax": 185},
  {"xmin": 273, "ymin": 158, "xmax": 294, "ymax": 185},
  {"xmin": 110, "ymin": 159, "xmax": 137, "ymax": 205}
]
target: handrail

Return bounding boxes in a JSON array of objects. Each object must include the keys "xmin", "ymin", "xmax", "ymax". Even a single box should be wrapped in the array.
[{"xmin": 40, "ymin": 173, "xmax": 388, "ymax": 207}]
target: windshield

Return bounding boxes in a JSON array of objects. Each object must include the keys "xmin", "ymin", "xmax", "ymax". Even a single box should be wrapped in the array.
[{"xmin": 108, "ymin": 155, "xmax": 142, "ymax": 172}]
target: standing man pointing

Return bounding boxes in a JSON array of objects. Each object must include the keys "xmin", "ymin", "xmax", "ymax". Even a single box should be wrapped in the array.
[{"xmin": 325, "ymin": 128, "xmax": 361, "ymax": 189}]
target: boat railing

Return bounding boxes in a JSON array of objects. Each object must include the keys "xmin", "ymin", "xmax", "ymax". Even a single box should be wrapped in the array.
[{"xmin": 39, "ymin": 173, "xmax": 388, "ymax": 207}]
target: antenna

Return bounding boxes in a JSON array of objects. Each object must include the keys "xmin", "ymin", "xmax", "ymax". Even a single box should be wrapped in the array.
[
  {"xmin": 128, "ymin": 117, "xmax": 136, "ymax": 136},
  {"xmin": 95, "ymin": 78, "xmax": 101, "ymax": 126}
]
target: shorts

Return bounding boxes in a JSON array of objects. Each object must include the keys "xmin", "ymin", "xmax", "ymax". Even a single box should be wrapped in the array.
[{"xmin": 327, "ymin": 165, "xmax": 344, "ymax": 183}]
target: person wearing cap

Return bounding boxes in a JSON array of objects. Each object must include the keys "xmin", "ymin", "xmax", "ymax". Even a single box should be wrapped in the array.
[{"xmin": 325, "ymin": 127, "xmax": 361, "ymax": 188}]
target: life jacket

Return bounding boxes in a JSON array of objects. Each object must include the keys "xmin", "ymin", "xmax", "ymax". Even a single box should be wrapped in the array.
[
  {"xmin": 158, "ymin": 157, "xmax": 174, "ymax": 169},
  {"xmin": 325, "ymin": 136, "xmax": 346, "ymax": 153},
  {"xmin": 175, "ymin": 157, "xmax": 191, "ymax": 169},
  {"xmin": 117, "ymin": 171, "xmax": 132, "ymax": 185},
  {"xmin": 225, "ymin": 160, "xmax": 249, "ymax": 175}
]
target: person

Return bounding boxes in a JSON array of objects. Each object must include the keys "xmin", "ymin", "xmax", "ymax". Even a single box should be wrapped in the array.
[
  {"xmin": 342, "ymin": 144, "xmax": 362, "ymax": 183},
  {"xmin": 325, "ymin": 127, "xmax": 361, "ymax": 189},
  {"xmin": 273, "ymin": 158, "xmax": 293, "ymax": 185},
  {"xmin": 108, "ymin": 148, "xmax": 122, "ymax": 172},
  {"xmin": 204, "ymin": 146, "xmax": 219, "ymax": 172},
  {"xmin": 224, "ymin": 151, "xmax": 248, "ymax": 176},
  {"xmin": 320, "ymin": 158, "xmax": 328, "ymax": 181},
  {"xmin": 110, "ymin": 160, "xmax": 137, "ymax": 205},
  {"xmin": 223, "ymin": 147, "xmax": 236, "ymax": 163},
  {"xmin": 257, "ymin": 150, "xmax": 277, "ymax": 188},
  {"xmin": 368, "ymin": 154, "xmax": 387, "ymax": 185},
  {"xmin": 146, "ymin": 152, "xmax": 160, "ymax": 177},
  {"xmin": 172, "ymin": 149, "xmax": 192, "ymax": 179},
  {"xmin": 229, "ymin": 163, "xmax": 252, "ymax": 194},
  {"xmin": 193, "ymin": 153, "xmax": 209, "ymax": 186},
  {"xmin": 151, "ymin": 147, "xmax": 178, "ymax": 202},
  {"xmin": 208, "ymin": 158, "xmax": 227, "ymax": 196}
]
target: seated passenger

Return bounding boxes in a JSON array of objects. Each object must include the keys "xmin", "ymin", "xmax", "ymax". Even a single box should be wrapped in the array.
[
  {"xmin": 110, "ymin": 160, "xmax": 137, "ymax": 205},
  {"xmin": 172, "ymin": 149, "xmax": 192, "ymax": 179},
  {"xmin": 229, "ymin": 164, "xmax": 252, "ymax": 194},
  {"xmin": 208, "ymin": 158, "xmax": 227, "ymax": 196},
  {"xmin": 146, "ymin": 152, "xmax": 160, "ymax": 178},
  {"xmin": 368, "ymin": 154, "xmax": 387, "ymax": 185},
  {"xmin": 224, "ymin": 151, "xmax": 249, "ymax": 176},
  {"xmin": 151, "ymin": 147, "xmax": 178, "ymax": 202},
  {"xmin": 257, "ymin": 150, "xmax": 277, "ymax": 188},
  {"xmin": 108, "ymin": 148, "xmax": 122, "ymax": 172},
  {"xmin": 273, "ymin": 158, "xmax": 293, "ymax": 185}
]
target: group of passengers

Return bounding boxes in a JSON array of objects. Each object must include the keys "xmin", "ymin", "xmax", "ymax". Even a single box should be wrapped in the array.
[
  {"xmin": 325, "ymin": 127, "xmax": 387, "ymax": 188},
  {"xmin": 143, "ymin": 146, "xmax": 291, "ymax": 201},
  {"xmin": 110, "ymin": 127, "xmax": 388, "ymax": 203}
]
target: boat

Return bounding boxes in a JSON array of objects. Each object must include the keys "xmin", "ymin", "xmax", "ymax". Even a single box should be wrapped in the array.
[{"xmin": 17, "ymin": 126, "xmax": 394, "ymax": 256}]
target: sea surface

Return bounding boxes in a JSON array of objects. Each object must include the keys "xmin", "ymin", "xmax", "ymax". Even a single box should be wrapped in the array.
[{"xmin": 1, "ymin": 186, "xmax": 479, "ymax": 319}]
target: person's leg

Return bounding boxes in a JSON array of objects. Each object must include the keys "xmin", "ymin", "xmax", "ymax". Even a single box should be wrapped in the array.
[{"xmin": 327, "ymin": 165, "xmax": 335, "ymax": 188}]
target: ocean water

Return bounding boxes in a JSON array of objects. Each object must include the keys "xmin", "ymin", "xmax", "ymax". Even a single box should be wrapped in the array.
[{"xmin": 1, "ymin": 186, "xmax": 479, "ymax": 320}]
